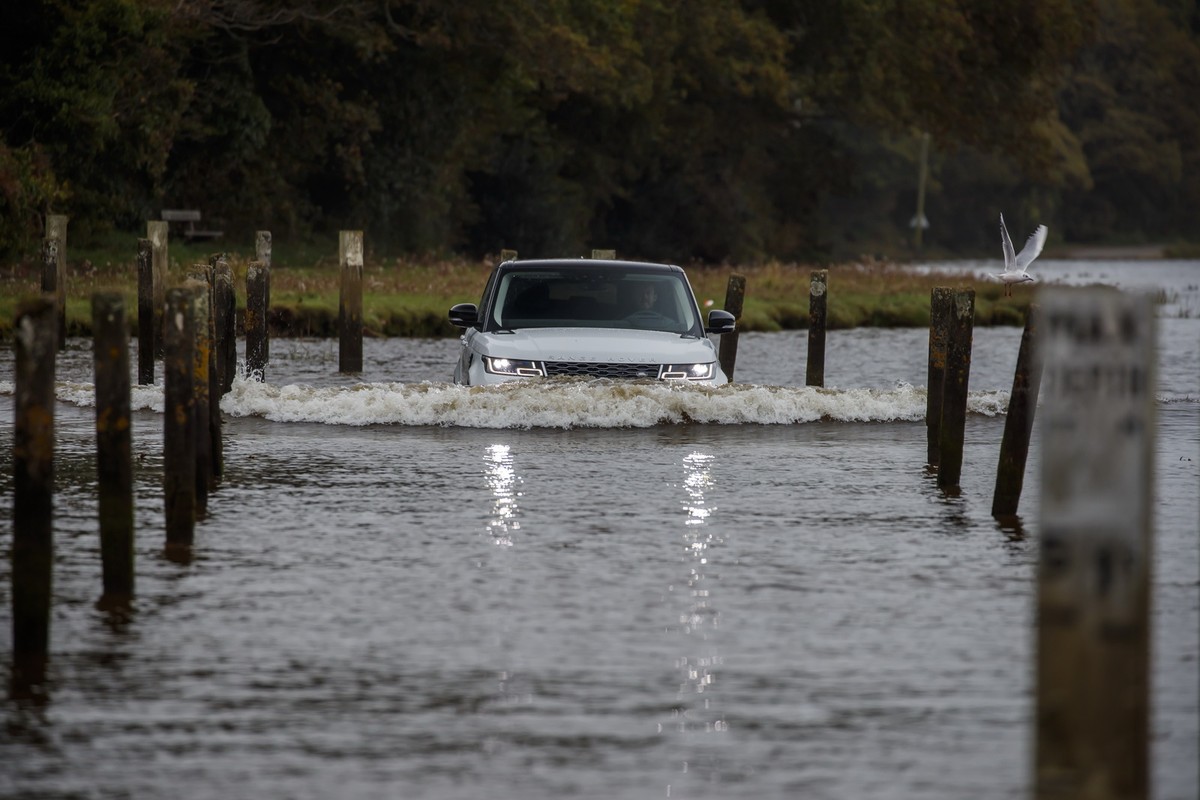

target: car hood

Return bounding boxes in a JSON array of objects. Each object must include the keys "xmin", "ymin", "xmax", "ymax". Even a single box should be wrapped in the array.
[{"xmin": 472, "ymin": 327, "xmax": 718, "ymax": 364}]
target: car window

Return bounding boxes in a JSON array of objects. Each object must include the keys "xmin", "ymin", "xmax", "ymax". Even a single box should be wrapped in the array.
[{"xmin": 490, "ymin": 269, "xmax": 699, "ymax": 334}]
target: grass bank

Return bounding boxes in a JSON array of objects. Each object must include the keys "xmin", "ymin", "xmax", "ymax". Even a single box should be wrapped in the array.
[{"xmin": 0, "ymin": 239, "xmax": 1034, "ymax": 339}]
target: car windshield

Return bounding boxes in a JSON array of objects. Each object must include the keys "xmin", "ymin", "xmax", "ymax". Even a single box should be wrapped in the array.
[{"xmin": 488, "ymin": 266, "xmax": 701, "ymax": 335}]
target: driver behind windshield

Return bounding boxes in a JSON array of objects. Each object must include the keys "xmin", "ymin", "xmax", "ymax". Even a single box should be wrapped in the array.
[{"xmin": 633, "ymin": 283, "xmax": 658, "ymax": 311}]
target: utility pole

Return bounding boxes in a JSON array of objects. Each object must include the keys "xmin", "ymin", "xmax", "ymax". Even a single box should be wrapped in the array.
[{"xmin": 914, "ymin": 132, "xmax": 930, "ymax": 255}]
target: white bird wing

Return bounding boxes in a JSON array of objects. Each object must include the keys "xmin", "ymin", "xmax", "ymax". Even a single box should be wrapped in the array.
[
  {"xmin": 1014, "ymin": 224, "xmax": 1047, "ymax": 270},
  {"xmin": 1000, "ymin": 213, "xmax": 1017, "ymax": 271}
]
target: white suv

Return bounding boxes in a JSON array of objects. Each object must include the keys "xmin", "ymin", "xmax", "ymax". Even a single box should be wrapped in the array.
[{"xmin": 449, "ymin": 258, "xmax": 736, "ymax": 385}]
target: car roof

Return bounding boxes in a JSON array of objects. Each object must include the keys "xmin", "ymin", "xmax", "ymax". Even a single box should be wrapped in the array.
[{"xmin": 498, "ymin": 258, "xmax": 685, "ymax": 274}]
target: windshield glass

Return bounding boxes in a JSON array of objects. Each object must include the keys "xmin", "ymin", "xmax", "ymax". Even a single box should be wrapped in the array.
[{"xmin": 488, "ymin": 266, "xmax": 701, "ymax": 334}]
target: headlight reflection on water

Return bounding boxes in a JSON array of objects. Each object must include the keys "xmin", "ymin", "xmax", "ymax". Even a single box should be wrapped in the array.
[
  {"xmin": 668, "ymin": 450, "xmax": 729, "ymax": 750},
  {"xmin": 484, "ymin": 443, "xmax": 521, "ymax": 546}
]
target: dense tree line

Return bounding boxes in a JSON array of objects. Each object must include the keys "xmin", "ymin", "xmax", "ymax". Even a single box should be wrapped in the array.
[{"xmin": 1, "ymin": 0, "xmax": 1196, "ymax": 262}]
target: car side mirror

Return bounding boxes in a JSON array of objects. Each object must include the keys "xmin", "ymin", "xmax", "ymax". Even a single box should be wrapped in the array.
[
  {"xmin": 705, "ymin": 309, "xmax": 736, "ymax": 335},
  {"xmin": 449, "ymin": 303, "xmax": 478, "ymax": 328}
]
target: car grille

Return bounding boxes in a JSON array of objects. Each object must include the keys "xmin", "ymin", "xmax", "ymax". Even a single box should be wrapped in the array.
[{"xmin": 544, "ymin": 361, "xmax": 662, "ymax": 380}]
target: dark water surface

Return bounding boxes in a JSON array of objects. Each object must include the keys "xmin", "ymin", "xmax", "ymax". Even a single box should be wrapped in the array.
[{"xmin": 1, "ymin": 262, "xmax": 1197, "ymax": 799}]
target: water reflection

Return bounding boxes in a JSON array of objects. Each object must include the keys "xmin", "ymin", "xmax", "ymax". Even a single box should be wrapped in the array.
[
  {"xmin": 671, "ymin": 452, "xmax": 727, "ymax": 734},
  {"xmin": 483, "ymin": 443, "xmax": 521, "ymax": 546}
]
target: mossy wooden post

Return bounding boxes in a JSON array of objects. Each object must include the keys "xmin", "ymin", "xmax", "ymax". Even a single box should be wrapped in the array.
[
  {"xmin": 1035, "ymin": 289, "xmax": 1154, "ymax": 800},
  {"xmin": 213, "ymin": 261, "xmax": 236, "ymax": 393},
  {"xmin": 936, "ymin": 289, "xmax": 974, "ymax": 492},
  {"xmin": 806, "ymin": 269, "xmax": 828, "ymax": 387},
  {"xmin": 991, "ymin": 305, "xmax": 1042, "ymax": 518},
  {"xmin": 256, "ymin": 231, "xmax": 271, "ymax": 361},
  {"xmin": 339, "ymin": 230, "xmax": 364, "ymax": 374},
  {"xmin": 591, "ymin": 249, "xmax": 615, "ymax": 259},
  {"xmin": 193, "ymin": 262, "xmax": 222, "ymax": 484},
  {"xmin": 12, "ymin": 298, "xmax": 56, "ymax": 687},
  {"xmin": 136, "ymin": 239, "xmax": 155, "ymax": 385},
  {"xmin": 164, "ymin": 288, "xmax": 196, "ymax": 549},
  {"xmin": 245, "ymin": 262, "xmax": 268, "ymax": 381},
  {"xmin": 185, "ymin": 272, "xmax": 212, "ymax": 515},
  {"xmin": 92, "ymin": 293, "xmax": 134, "ymax": 603},
  {"xmin": 45, "ymin": 215, "xmax": 68, "ymax": 348},
  {"xmin": 717, "ymin": 273, "xmax": 746, "ymax": 382},
  {"xmin": 926, "ymin": 287, "xmax": 954, "ymax": 466},
  {"xmin": 210, "ymin": 262, "xmax": 230, "ymax": 479},
  {"xmin": 148, "ymin": 220, "xmax": 168, "ymax": 358}
]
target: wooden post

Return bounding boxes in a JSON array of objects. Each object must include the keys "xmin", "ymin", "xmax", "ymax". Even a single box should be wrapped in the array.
[
  {"xmin": 193, "ymin": 263, "xmax": 222, "ymax": 485},
  {"xmin": 12, "ymin": 297, "xmax": 56, "ymax": 686},
  {"xmin": 136, "ymin": 239, "xmax": 155, "ymax": 384},
  {"xmin": 1035, "ymin": 289, "xmax": 1154, "ymax": 800},
  {"xmin": 45, "ymin": 215, "xmax": 68, "ymax": 348},
  {"xmin": 92, "ymin": 293, "xmax": 134, "ymax": 602},
  {"xmin": 148, "ymin": 220, "xmax": 168, "ymax": 358},
  {"xmin": 339, "ymin": 230, "xmax": 363, "ymax": 373},
  {"xmin": 40, "ymin": 237, "xmax": 62, "ymax": 351},
  {"xmin": 591, "ymin": 249, "xmax": 616, "ymax": 259},
  {"xmin": 717, "ymin": 273, "xmax": 746, "ymax": 383},
  {"xmin": 207, "ymin": 279, "xmax": 222, "ymax": 483},
  {"xmin": 500, "ymin": 249, "xmax": 518, "ymax": 262},
  {"xmin": 936, "ymin": 289, "xmax": 974, "ymax": 492},
  {"xmin": 256, "ymin": 231, "xmax": 271, "ymax": 362},
  {"xmin": 245, "ymin": 262, "xmax": 268, "ymax": 381},
  {"xmin": 806, "ymin": 269, "xmax": 828, "ymax": 387},
  {"xmin": 991, "ymin": 305, "xmax": 1042, "ymax": 518},
  {"xmin": 163, "ymin": 288, "xmax": 196, "ymax": 549},
  {"xmin": 185, "ymin": 273, "xmax": 212, "ymax": 516},
  {"xmin": 213, "ymin": 260, "xmax": 236, "ymax": 393},
  {"xmin": 926, "ymin": 287, "xmax": 954, "ymax": 466}
]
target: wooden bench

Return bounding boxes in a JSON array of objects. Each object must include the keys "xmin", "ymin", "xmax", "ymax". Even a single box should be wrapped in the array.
[{"xmin": 161, "ymin": 209, "xmax": 223, "ymax": 241}]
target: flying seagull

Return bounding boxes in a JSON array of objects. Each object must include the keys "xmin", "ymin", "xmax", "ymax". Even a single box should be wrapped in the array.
[{"xmin": 992, "ymin": 213, "xmax": 1047, "ymax": 297}]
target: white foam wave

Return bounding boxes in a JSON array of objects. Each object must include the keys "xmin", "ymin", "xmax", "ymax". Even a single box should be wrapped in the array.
[
  {"xmin": 219, "ymin": 378, "xmax": 1010, "ymax": 428},
  {"xmin": 1, "ymin": 378, "xmax": 1012, "ymax": 428}
]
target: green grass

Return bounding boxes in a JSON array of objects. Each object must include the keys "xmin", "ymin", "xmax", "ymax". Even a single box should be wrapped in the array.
[{"xmin": 1, "ymin": 238, "xmax": 1037, "ymax": 339}]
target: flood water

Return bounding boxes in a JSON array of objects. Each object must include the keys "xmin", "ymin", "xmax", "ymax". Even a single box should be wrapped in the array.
[{"xmin": 1, "ymin": 260, "xmax": 1197, "ymax": 799}]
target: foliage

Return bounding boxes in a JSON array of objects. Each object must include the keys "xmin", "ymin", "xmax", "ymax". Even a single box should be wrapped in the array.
[{"xmin": 1, "ymin": 0, "xmax": 1196, "ymax": 262}]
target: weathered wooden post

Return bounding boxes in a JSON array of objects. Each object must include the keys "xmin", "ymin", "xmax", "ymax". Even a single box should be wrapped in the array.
[
  {"xmin": 213, "ymin": 260, "xmax": 236, "ymax": 393},
  {"xmin": 256, "ymin": 231, "xmax": 271, "ymax": 361},
  {"xmin": 136, "ymin": 239, "xmax": 155, "ymax": 385},
  {"xmin": 339, "ymin": 230, "xmax": 364, "ymax": 373},
  {"xmin": 991, "ymin": 305, "xmax": 1042, "ymax": 518},
  {"xmin": 148, "ymin": 220, "xmax": 168, "ymax": 358},
  {"xmin": 1034, "ymin": 288, "xmax": 1154, "ymax": 800},
  {"xmin": 92, "ymin": 293, "xmax": 134, "ymax": 603},
  {"xmin": 717, "ymin": 273, "xmax": 746, "ymax": 382},
  {"xmin": 12, "ymin": 297, "xmax": 56, "ymax": 687},
  {"xmin": 936, "ymin": 289, "xmax": 974, "ymax": 492},
  {"xmin": 245, "ymin": 262, "xmax": 268, "ymax": 380},
  {"xmin": 40, "ymin": 237, "xmax": 62, "ymax": 351},
  {"xmin": 806, "ymin": 269, "xmax": 828, "ymax": 387},
  {"xmin": 926, "ymin": 287, "xmax": 954, "ymax": 465},
  {"xmin": 199, "ymin": 257, "xmax": 223, "ymax": 481},
  {"xmin": 591, "ymin": 249, "xmax": 616, "ymax": 259},
  {"xmin": 185, "ymin": 272, "xmax": 212, "ymax": 516},
  {"xmin": 163, "ymin": 288, "xmax": 196, "ymax": 549},
  {"xmin": 500, "ymin": 249, "xmax": 518, "ymax": 262},
  {"xmin": 45, "ymin": 214, "xmax": 68, "ymax": 348}
]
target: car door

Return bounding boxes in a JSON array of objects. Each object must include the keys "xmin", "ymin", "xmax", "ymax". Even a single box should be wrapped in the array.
[{"xmin": 454, "ymin": 267, "xmax": 499, "ymax": 384}]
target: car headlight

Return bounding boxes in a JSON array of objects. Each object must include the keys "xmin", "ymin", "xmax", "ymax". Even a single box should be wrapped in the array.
[
  {"xmin": 483, "ymin": 356, "xmax": 546, "ymax": 377},
  {"xmin": 660, "ymin": 362, "xmax": 715, "ymax": 381}
]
